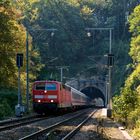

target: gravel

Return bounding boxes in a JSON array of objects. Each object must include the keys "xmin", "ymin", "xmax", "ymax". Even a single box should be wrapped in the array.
[{"xmin": 0, "ymin": 109, "xmax": 131, "ymax": 140}]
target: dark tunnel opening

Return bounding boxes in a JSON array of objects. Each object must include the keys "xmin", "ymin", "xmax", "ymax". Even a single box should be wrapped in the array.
[{"xmin": 81, "ymin": 86, "xmax": 105, "ymax": 107}]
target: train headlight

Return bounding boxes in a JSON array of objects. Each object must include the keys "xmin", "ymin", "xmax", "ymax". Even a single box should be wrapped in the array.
[
  {"xmin": 44, "ymin": 90, "xmax": 47, "ymax": 93},
  {"xmin": 51, "ymin": 100, "xmax": 54, "ymax": 103},
  {"xmin": 37, "ymin": 100, "xmax": 41, "ymax": 103}
]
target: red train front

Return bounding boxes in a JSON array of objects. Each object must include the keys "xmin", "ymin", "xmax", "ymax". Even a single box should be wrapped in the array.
[{"xmin": 32, "ymin": 80, "xmax": 71, "ymax": 114}]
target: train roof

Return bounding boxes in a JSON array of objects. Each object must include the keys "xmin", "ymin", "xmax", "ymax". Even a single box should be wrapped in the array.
[
  {"xmin": 33, "ymin": 80, "xmax": 61, "ymax": 84},
  {"xmin": 65, "ymin": 83, "xmax": 88, "ymax": 98}
]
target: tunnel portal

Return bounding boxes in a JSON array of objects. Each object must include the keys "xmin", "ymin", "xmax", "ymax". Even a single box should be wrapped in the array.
[{"xmin": 81, "ymin": 86, "xmax": 105, "ymax": 106}]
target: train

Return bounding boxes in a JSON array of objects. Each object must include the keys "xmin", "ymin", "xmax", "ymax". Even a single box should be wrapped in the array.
[{"xmin": 32, "ymin": 80, "xmax": 93, "ymax": 114}]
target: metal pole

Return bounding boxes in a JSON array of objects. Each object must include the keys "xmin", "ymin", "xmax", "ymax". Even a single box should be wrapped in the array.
[
  {"xmin": 105, "ymin": 75, "xmax": 108, "ymax": 107},
  {"xmin": 108, "ymin": 67, "xmax": 111, "ymax": 108},
  {"xmin": 56, "ymin": 66, "xmax": 69, "ymax": 83},
  {"xmin": 108, "ymin": 29, "xmax": 112, "ymax": 110},
  {"xmin": 18, "ymin": 67, "xmax": 21, "ymax": 105},
  {"xmin": 26, "ymin": 31, "xmax": 29, "ymax": 113},
  {"xmin": 109, "ymin": 29, "xmax": 112, "ymax": 53},
  {"xmin": 60, "ymin": 68, "xmax": 63, "ymax": 83},
  {"xmin": 92, "ymin": 32, "xmax": 94, "ymax": 48}
]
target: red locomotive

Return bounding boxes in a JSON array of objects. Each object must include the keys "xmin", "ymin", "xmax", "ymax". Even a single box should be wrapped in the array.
[{"xmin": 32, "ymin": 80, "xmax": 93, "ymax": 114}]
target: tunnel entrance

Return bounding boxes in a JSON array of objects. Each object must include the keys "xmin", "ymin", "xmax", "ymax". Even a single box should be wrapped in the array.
[{"xmin": 81, "ymin": 86, "xmax": 105, "ymax": 107}]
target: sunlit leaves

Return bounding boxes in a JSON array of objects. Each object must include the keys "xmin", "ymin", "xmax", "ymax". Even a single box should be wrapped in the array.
[
  {"xmin": 129, "ymin": 5, "xmax": 140, "ymax": 36},
  {"xmin": 113, "ymin": 4, "xmax": 140, "ymax": 131},
  {"xmin": 12, "ymin": 0, "xmax": 39, "ymax": 22},
  {"xmin": 80, "ymin": 5, "xmax": 94, "ymax": 16},
  {"xmin": 129, "ymin": 5, "xmax": 140, "ymax": 64},
  {"xmin": 0, "ymin": 0, "xmax": 24, "ymax": 87}
]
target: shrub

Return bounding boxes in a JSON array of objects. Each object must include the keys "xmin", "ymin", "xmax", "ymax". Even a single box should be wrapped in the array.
[
  {"xmin": 0, "ymin": 88, "xmax": 17, "ymax": 119},
  {"xmin": 0, "ymin": 100, "xmax": 13, "ymax": 119}
]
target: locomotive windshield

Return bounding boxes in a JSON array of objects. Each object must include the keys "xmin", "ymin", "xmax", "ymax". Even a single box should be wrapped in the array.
[
  {"xmin": 35, "ymin": 83, "xmax": 45, "ymax": 90},
  {"xmin": 46, "ymin": 83, "xmax": 57, "ymax": 90},
  {"xmin": 34, "ymin": 82, "xmax": 57, "ymax": 90}
]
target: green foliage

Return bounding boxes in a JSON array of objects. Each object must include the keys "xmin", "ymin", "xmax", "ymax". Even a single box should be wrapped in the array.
[
  {"xmin": 130, "ymin": 118, "xmax": 140, "ymax": 139},
  {"xmin": 0, "ymin": 0, "xmax": 43, "ymax": 119},
  {"xmin": 25, "ymin": 0, "xmax": 125, "ymax": 79},
  {"xmin": 0, "ymin": 89, "xmax": 17, "ymax": 109},
  {"xmin": 113, "ymin": 65, "xmax": 140, "ymax": 125},
  {"xmin": 0, "ymin": 0, "xmax": 26, "ymax": 87},
  {"xmin": 0, "ymin": 100, "xmax": 13, "ymax": 119},
  {"xmin": 112, "ymin": 40, "xmax": 131, "ymax": 91},
  {"xmin": 113, "ymin": 5, "xmax": 140, "ymax": 139},
  {"xmin": 0, "ymin": 0, "xmax": 43, "ymax": 86},
  {"xmin": 127, "ymin": 108, "xmax": 140, "ymax": 129},
  {"xmin": 0, "ymin": 88, "xmax": 17, "ymax": 119},
  {"xmin": 129, "ymin": 5, "xmax": 140, "ymax": 63},
  {"xmin": 113, "ymin": 88, "xmax": 138, "ymax": 122}
]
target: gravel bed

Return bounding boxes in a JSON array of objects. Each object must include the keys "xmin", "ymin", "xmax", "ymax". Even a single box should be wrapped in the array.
[
  {"xmin": 72, "ymin": 109, "xmax": 128, "ymax": 140},
  {"xmin": 43, "ymin": 110, "xmax": 93, "ymax": 140},
  {"xmin": 100, "ymin": 118, "xmax": 127, "ymax": 140},
  {"xmin": 72, "ymin": 109, "xmax": 107, "ymax": 140},
  {"xmin": 0, "ymin": 108, "xmax": 91, "ymax": 140},
  {"xmin": 0, "ymin": 108, "xmax": 128, "ymax": 140}
]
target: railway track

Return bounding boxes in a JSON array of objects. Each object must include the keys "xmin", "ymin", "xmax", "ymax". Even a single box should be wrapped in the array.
[
  {"xmin": 19, "ymin": 109, "xmax": 97, "ymax": 140},
  {"xmin": 0, "ymin": 114, "xmax": 47, "ymax": 132},
  {"xmin": 61, "ymin": 110, "xmax": 97, "ymax": 140}
]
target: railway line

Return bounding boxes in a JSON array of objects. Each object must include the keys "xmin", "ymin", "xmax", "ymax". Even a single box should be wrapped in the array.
[
  {"xmin": 0, "ymin": 108, "xmax": 134, "ymax": 140},
  {"xmin": 53, "ymin": 109, "xmax": 97, "ymax": 140},
  {"xmin": 0, "ymin": 114, "xmax": 48, "ymax": 132},
  {"xmin": 0, "ymin": 108, "xmax": 95, "ymax": 140},
  {"xmin": 18, "ymin": 108, "xmax": 96, "ymax": 140}
]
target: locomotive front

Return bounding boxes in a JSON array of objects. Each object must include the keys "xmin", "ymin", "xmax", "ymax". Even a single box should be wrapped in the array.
[{"xmin": 32, "ymin": 81, "xmax": 60, "ymax": 114}]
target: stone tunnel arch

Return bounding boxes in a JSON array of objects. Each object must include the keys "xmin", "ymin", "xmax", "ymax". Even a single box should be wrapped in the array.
[{"xmin": 81, "ymin": 86, "xmax": 105, "ymax": 106}]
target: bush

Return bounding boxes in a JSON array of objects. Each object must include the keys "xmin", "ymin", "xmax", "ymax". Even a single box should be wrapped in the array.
[
  {"xmin": 0, "ymin": 100, "xmax": 13, "ymax": 119},
  {"xmin": 0, "ymin": 88, "xmax": 17, "ymax": 109},
  {"xmin": 131, "ymin": 120, "xmax": 140, "ymax": 139},
  {"xmin": 127, "ymin": 108, "xmax": 140, "ymax": 129},
  {"xmin": 0, "ymin": 88, "xmax": 17, "ymax": 119}
]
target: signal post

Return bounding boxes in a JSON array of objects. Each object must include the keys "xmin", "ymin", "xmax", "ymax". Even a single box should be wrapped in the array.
[{"xmin": 15, "ymin": 53, "xmax": 25, "ymax": 117}]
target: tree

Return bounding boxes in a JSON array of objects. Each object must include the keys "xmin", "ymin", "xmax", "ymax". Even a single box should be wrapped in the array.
[
  {"xmin": 113, "ymin": 4, "xmax": 140, "ymax": 132},
  {"xmin": 0, "ymin": 0, "xmax": 26, "ymax": 87},
  {"xmin": 0, "ymin": 0, "xmax": 43, "ymax": 116},
  {"xmin": 129, "ymin": 5, "xmax": 140, "ymax": 64}
]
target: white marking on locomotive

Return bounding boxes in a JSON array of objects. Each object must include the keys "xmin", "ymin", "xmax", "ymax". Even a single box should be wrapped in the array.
[
  {"xmin": 35, "ymin": 95, "xmax": 44, "ymax": 99},
  {"xmin": 48, "ymin": 95, "xmax": 57, "ymax": 99}
]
